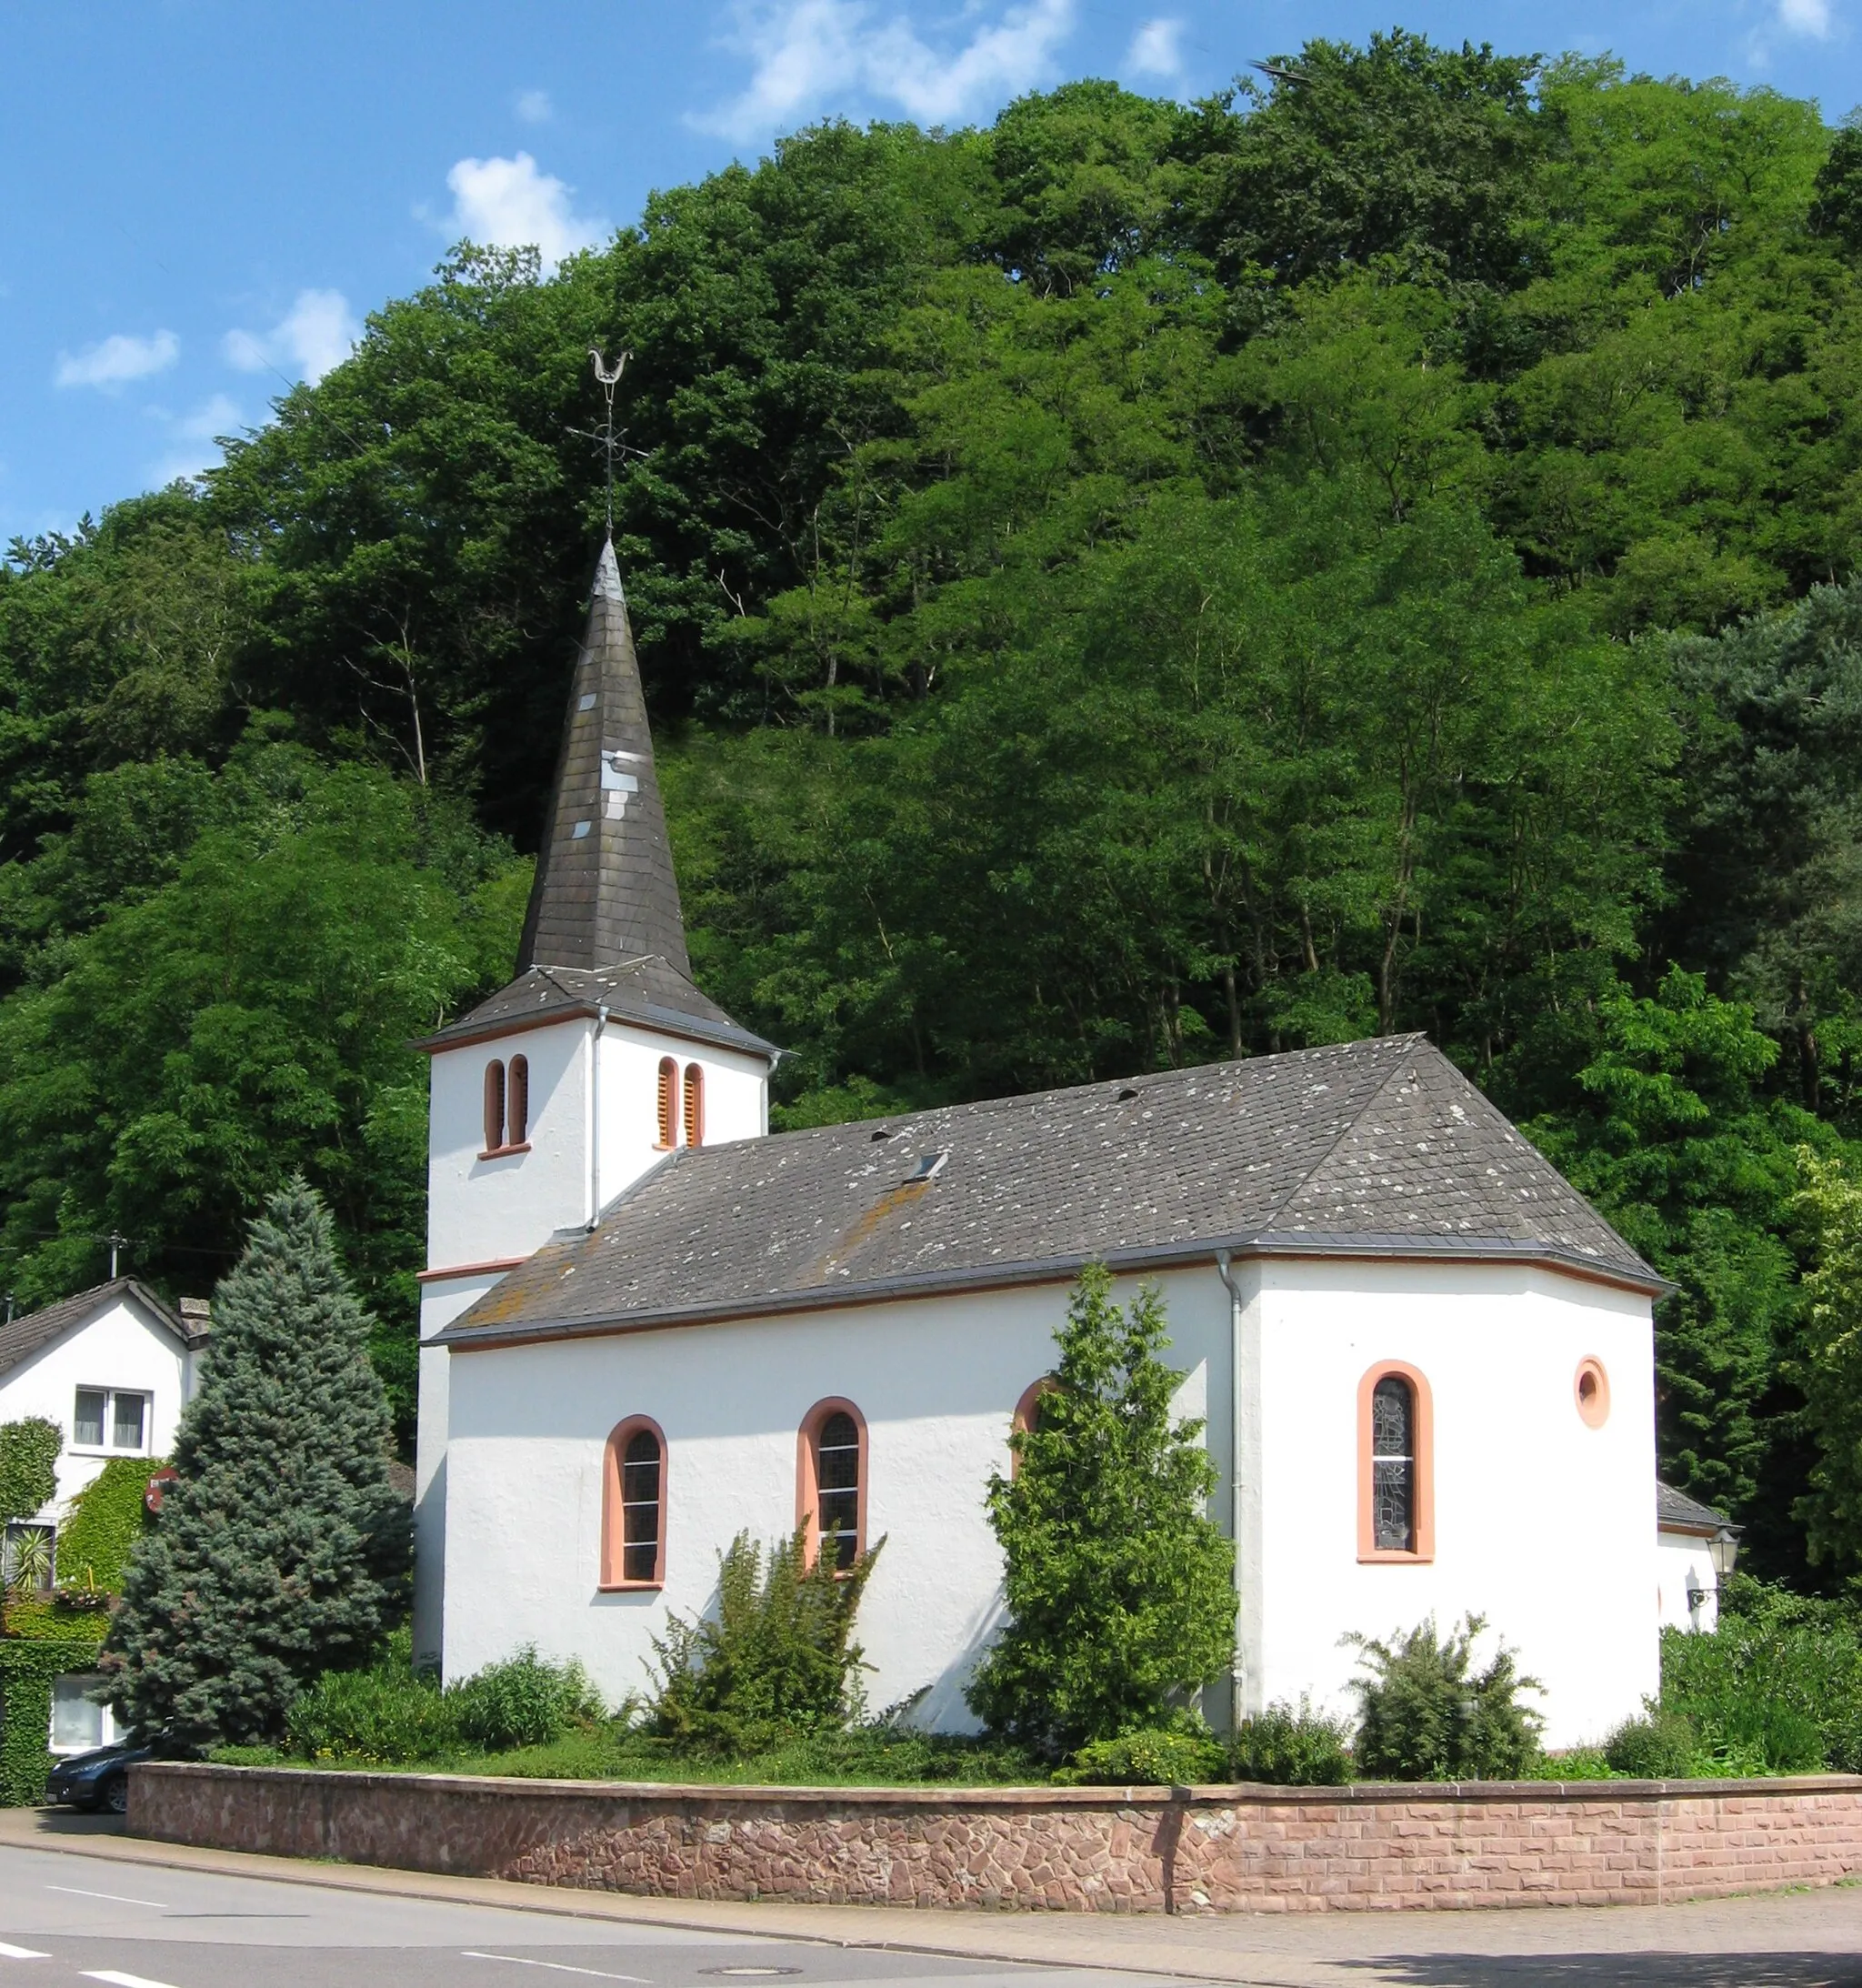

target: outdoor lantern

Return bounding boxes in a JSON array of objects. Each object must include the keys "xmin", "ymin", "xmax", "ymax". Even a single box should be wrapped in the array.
[{"xmin": 1687, "ymin": 1524, "xmax": 1742, "ymax": 1614}]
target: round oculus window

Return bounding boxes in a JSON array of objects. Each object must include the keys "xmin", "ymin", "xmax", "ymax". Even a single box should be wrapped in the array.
[{"xmin": 1575, "ymin": 1357, "xmax": 1610, "ymax": 1429}]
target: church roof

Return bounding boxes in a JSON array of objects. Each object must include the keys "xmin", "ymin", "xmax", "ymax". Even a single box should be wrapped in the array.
[
  {"xmin": 427, "ymin": 539, "xmax": 773, "ymax": 1061},
  {"xmin": 516, "ymin": 539, "xmax": 694, "ymax": 979},
  {"xmin": 438, "ymin": 1035, "xmax": 1665, "ymax": 1350}
]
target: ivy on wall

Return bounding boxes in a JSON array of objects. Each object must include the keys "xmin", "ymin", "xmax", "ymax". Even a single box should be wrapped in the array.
[
  {"xmin": 0, "ymin": 1420, "xmax": 61, "ymax": 1525},
  {"xmin": 58, "ymin": 1456, "xmax": 162, "ymax": 1595},
  {"xmin": 0, "ymin": 1638, "xmax": 100, "ymax": 1804}
]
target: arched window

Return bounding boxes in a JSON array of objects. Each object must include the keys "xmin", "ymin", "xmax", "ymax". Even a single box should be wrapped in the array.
[
  {"xmin": 797, "ymin": 1398, "xmax": 866, "ymax": 1571},
  {"xmin": 684, "ymin": 1063, "xmax": 706, "ymax": 1148},
  {"xmin": 600, "ymin": 1416, "xmax": 666, "ymax": 1588},
  {"xmin": 656, "ymin": 1058, "xmax": 677, "ymax": 1149},
  {"xmin": 506, "ymin": 1055, "xmax": 529, "ymax": 1148},
  {"xmin": 1010, "ymin": 1377, "xmax": 1058, "ymax": 1477},
  {"xmin": 1357, "ymin": 1362, "xmax": 1434, "ymax": 1562},
  {"xmin": 482, "ymin": 1059, "xmax": 506, "ymax": 1156}
]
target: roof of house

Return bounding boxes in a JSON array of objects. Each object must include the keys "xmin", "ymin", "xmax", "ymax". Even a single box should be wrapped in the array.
[
  {"xmin": 440, "ymin": 1034, "xmax": 1663, "ymax": 1350},
  {"xmin": 1658, "ymin": 1480, "xmax": 1737, "ymax": 1536},
  {"xmin": 0, "ymin": 1278, "xmax": 199, "ymax": 1383}
]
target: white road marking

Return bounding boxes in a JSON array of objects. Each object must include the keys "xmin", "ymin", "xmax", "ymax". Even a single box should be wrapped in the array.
[
  {"xmin": 461, "ymin": 1956, "xmax": 651, "ymax": 1983},
  {"xmin": 45, "ymin": 1887, "xmax": 168, "ymax": 1909},
  {"xmin": 82, "ymin": 1973, "xmax": 182, "ymax": 1988},
  {"xmin": 0, "ymin": 1943, "xmax": 50, "ymax": 1960}
]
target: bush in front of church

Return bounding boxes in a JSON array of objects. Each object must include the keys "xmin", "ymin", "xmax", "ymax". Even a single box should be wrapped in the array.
[
  {"xmin": 966, "ymin": 1265, "xmax": 1237, "ymax": 1756},
  {"xmin": 1346, "ymin": 1613, "xmax": 1542, "ymax": 1781},
  {"xmin": 1229, "ymin": 1700, "xmax": 1355, "ymax": 1785},
  {"xmin": 646, "ymin": 1523, "xmax": 879, "ymax": 1753},
  {"xmin": 100, "ymin": 1179, "xmax": 413, "ymax": 1750}
]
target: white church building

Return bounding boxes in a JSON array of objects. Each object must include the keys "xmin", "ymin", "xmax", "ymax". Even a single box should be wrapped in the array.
[{"xmin": 413, "ymin": 539, "xmax": 1677, "ymax": 1749}]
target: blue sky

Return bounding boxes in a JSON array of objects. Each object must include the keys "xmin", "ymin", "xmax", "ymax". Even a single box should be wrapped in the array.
[{"xmin": 6, "ymin": 0, "xmax": 1861, "ymax": 547}]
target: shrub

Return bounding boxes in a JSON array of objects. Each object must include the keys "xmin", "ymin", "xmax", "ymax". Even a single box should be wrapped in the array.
[
  {"xmin": 1230, "ymin": 1701, "xmax": 1354, "ymax": 1785},
  {"xmin": 454, "ymin": 1649, "xmax": 604, "ymax": 1752},
  {"xmin": 1521, "ymin": 1747, "xmax": 1616, "ymax": 1781},
  {"xmin": 1603, "ymin": 1708, "xmax": 1699, "ymax": 1779},
  {"xmin": 1660, "ymin": 1575, "xmax": 1861, "ymax": 1771},
  {"xmin": 286, "ymin": 1662, "xmax": 459, "ymax": 1763},
  {"xmin": 1347, "ymin": 1615, "xmax": 1543, "ymax": 1781},
  {"xmin": 967, "ymin": 1267, "xmax": 1236, "ymax": 1753},
  {"xmin": 1060, "ymin": 1725, "xmax": 1227, "ymax": 1787},
  {"xmin": 649, "ymin": 1526, "xmax": 877, "ymax": 1755}
]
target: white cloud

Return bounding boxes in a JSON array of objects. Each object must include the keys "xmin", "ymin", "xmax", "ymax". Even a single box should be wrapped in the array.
[
  {"xmin": 148, "ymin": 393, "xmax": 242, "ymax": 486},
  {"xmin": 695, "ymin": 0, "xmax": 1076, "ymax": 141},
  {"xmin": 224, "ymin": 288, "xmax": 361, "ymax": 386},
  {"xmin": 1125, "ymin": 17, "xmax": 1182, "ymax": 80},
  {"xmin": 1779, "ymin": 0, "xmax": 1833, "ymax": 34},
  {"xmin": 54, "ymin": 329, "xmax": 179, "ymax": 390},
  {"xmin": 442, "ymin": 151, "xmax": 606, "ymax": 267},
  {"xmin": 516, "ymin": 87, "xmax": 553, "ymax": 124}
]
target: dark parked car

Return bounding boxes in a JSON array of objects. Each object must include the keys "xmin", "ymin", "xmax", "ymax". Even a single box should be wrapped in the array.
[{"xmin": 45, "ymin": 1738, "xmax": 153, "ymax": 1814}]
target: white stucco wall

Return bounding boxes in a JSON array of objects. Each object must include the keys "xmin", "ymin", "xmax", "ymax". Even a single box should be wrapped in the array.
[
  {"xmin": 440, "ymin": 1256, "xmax": 1656, "ymax": 1748},
  {"xmin": 1657, "ymin": 1530, "xmax": 1720, "ymax": 1633},
  {"xmin": 441, "ymin": 1270, "xmax": 1226, "ymax": 1723},
  {"xmin": 1248, "ymin": 1260, "xmax": 1657, "ymax": 1750},
  {"xmin": 0, "ymin": 1294, "xmax": 186, "ymax": 1521}
]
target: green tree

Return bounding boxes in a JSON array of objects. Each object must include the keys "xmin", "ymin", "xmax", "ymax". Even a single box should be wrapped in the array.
[
  {"xmin": 1791, "ymin": 1150, "xmax": 1862, "ymax": 1576},
  {"xmin": 100, "ymin": 1179, "xmax": 410, "ymax": 1748},
  {"xmin": 967, "ymin": 1266, "xmax": 1235, "ymax": 1752}
]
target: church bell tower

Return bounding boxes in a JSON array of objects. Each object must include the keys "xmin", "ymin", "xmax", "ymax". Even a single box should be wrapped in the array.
[{"xmin": 410, "ymin": 532, "xmax": 777, "ymax": 1663}]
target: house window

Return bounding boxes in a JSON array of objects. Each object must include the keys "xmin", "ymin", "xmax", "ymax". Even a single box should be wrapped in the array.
[
  {"xmin": 684, "ymin": 1063, "xmax": 706, "ymax": 1149},
  {"xmin": 49, "ymin": 1673, "xmax": 120, "ymax": 1756},
  {"xmin": 74, "ymin": 1388, "xmax": 150, "ymax": 1455},
  {"xmin": 483, "ymin": 1059, "xmax": 506, "ymax": 1154},
  {"xmin": 2, "ymin": 1522, "xmax": 55, "ymax": 1593},
  {"xmin": 507, "ymin": 1055, "xmax": 530, "ymax": 1147},
  {"xmin": 656, "ymin": 1058, "xmax": 677, "ymax": 1149},
  {"xmin": 797, "ymin": 1399, "xmax": 866, "ymax": 1571},
  {"xmin": 600, "ymin": 1416, "xmax": 666, "ymax": 1589},
  {"xmin": 1356, "ymin": 1362, "xmax": 1435, "ymax": 1562}
]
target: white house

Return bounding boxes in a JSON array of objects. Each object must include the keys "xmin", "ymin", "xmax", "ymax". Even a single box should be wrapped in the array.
[
  {"xmin": 1656, "ymin": 1479, "xmax": 1740, "ymax": 1634},
  {"xmin": 0, "ymin": 1278, "xmax": 208, "ymax": 1752},
  {"xmin": 415, "ymin": 537, "xmax": 1676, "ymax": 1750}
]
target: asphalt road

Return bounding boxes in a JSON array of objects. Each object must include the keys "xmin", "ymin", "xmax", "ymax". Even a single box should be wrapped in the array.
[{"xmin": 0, "ymin": 1842, "xmax": 1170, "ymax": 1988}]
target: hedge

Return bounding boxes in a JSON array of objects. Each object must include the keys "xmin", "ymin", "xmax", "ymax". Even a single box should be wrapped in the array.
[
  {"xmin": 0, "ymin": 1638, "xmax": 102, "ymax": 1804},
  {"xmin": 0, "ymin": 1419, "xmax": 60, "ymax": 1525}
]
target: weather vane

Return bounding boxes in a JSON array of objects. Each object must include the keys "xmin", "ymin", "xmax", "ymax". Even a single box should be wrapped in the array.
[{"xmin": 586, "ymin": 346, "xmax": 633, "ymax": 535}]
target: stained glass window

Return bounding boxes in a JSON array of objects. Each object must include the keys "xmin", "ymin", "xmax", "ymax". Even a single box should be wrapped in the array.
[
  {"xmin": 816, "ymin": 1411, "xmax": 861, "ymax": 1570},
  {"xmin": 620, "ymin": 1426, "xmax": 662, "ymax": 1583},
  {"xmin": 1370, "ymin": 1375, "xmax": 1415, "ymax": 1552}
]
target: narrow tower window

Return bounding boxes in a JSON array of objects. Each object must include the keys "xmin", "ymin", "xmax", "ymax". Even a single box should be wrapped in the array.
[
  {"xmin": 600, "ymin": 1416, "xmax": 666, "ymax": 1588},
  {"xmin": 482, "ymin": 1059, "xmax": 506, "ymax": 1156},
  {"xmin": 656, "ymin": 1058, "xmax": 677, "ymax": 1149},
  {"xmin": 684, "ymin": 1063, "xmax": 706, "ymax": 1149},
  {"xmin": 797, "ymin": 1400, "xmax": 866, "ymax": 1572},
  {"xmin": 506, "ymin": 1056, "xmax": 529, "ymax": 1148}
]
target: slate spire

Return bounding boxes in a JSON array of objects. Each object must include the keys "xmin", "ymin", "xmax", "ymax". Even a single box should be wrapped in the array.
[{"xmin": 516, "ymin": 539, "xmax": 692, "ymax": 978}]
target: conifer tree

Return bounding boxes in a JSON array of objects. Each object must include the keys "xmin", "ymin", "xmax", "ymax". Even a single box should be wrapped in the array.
[
  {"xmin": 967, "ymin": 1265, "xmax": 1236, "ymax": 1753},
  {"xmin": 101, "ymin": 1179, "xmax": 411, "ymax": 1747}
]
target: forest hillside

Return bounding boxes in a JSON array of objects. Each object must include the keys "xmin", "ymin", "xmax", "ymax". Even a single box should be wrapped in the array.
[{"xmin": 8, "ymin": 34, "xmax": 1862, "ymax": 1583}]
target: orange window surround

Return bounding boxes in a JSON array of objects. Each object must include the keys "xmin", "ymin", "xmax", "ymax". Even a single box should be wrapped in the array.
[
  {"xmin": 506, "ymin": 1055, "xmax": 530, "ymax": 1148},
  {"xmin": 600, "ymin": 1415, "xmax": 666, "ymax": 1589},
  {"xmin": 796, "ymin": 1397, "xmax": 866, "ymax": 1572},
  {"xmin": 683, "ymin": 1062, "xmax": 706, "ymax": 1148},
  {"xmin": 1356, "ymin": 1362, "xmax": 1435, "ymax": 1562},
  {"xmin": 1010, "ymin": 1376, "xmax": 1058, "ymax": 1477},
  {"xmin": 656, "ymin": 1058, "xmax": 677, "ymax": 1149},
  {"xmin": 1575, "ymin": 1356, "xmax": 1610, "ymax": 1429},
  {"xmin": 482, "ymin": 1059, "xmax": 506, "ymax": 1156}
]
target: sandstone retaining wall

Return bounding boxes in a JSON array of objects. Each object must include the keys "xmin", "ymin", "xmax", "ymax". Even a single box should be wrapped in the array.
[{"xmin": 128, "ymin": 1763, "xmax": 1862, "ymax": 1914}]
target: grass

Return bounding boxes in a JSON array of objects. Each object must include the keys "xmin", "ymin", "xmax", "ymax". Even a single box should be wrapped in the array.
[{"xmin": 212, "ymin": 1722, "xmax": 1048, "ymax": 1787}]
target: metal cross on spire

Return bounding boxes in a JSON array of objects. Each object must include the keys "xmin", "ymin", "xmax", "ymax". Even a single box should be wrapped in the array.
[{"xmin": 586, "ymin": 346, "xmax": 632, "ymax": 534}]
